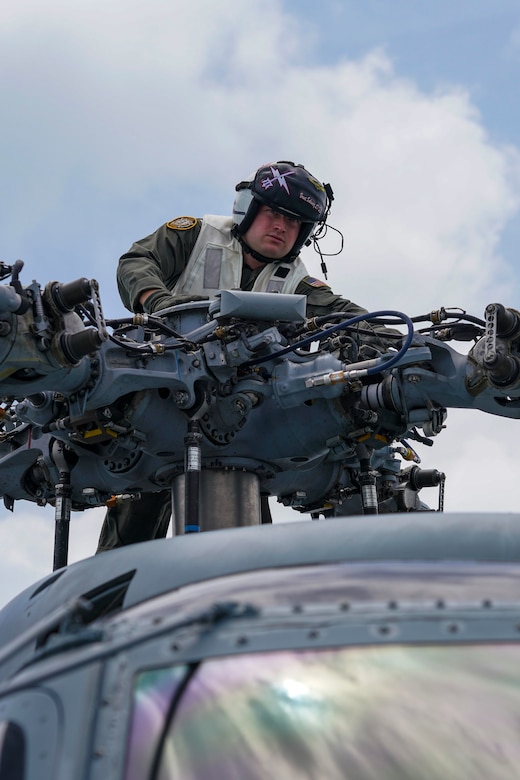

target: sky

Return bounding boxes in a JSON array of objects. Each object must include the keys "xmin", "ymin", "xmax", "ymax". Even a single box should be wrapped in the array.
[{"xmin": 1, "ymin": 0, "xmax": 520, "ymax": 608}]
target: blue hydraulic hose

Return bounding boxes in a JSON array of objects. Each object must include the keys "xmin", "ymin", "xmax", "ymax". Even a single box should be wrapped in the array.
[{"xmin": 244, "ymin": 310, "xmax": 415, "ymax": 374}]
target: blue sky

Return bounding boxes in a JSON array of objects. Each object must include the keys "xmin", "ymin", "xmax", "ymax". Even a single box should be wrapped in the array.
[{"xmin": 1, "ymin": 0, "xmax": 520, "ymax": 607}]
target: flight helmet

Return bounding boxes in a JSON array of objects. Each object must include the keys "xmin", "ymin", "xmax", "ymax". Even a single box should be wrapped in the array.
[{"xmin": 232, "ymin": 161, "xmax": 332, "ymax": 262}]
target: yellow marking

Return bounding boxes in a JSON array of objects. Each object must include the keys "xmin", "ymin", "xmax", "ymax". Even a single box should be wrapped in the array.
[
  {"xmin": 83, "ymin": 427, "xmax": 118, "ymax": 439},
  {"xmin": 357, "ymin": 433, "xmax": 388, "ymax": 445}
]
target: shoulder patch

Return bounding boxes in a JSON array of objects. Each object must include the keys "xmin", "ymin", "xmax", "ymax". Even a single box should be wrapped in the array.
[
  {"xmin": 302, "ymin": 276, "xmax": 330, "ymax": 289},
  {"xmin": 166, "ymin": 216, "xmax": 198, "ymax": 231}
]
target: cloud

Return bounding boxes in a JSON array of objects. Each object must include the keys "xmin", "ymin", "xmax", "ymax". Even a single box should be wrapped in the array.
[
  {"xmin": 275, "ymin": 49, "xmax": 520, "ymax": 313},
  {"xmin": 1, "ymin": 0, "xmax": 520, "ymax": 605},
  {"xmin": 0, "ymin": 506, "xmax": 104, "ymax": 609},
  {"xmin": 3, "ymin": 1, "xmax": 518, "ymax": 308}
]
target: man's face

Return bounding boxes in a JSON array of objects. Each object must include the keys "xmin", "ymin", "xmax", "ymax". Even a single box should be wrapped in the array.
[{"xmin": 243, "ymin": 205, "xmax": 301, "ymax": 264}]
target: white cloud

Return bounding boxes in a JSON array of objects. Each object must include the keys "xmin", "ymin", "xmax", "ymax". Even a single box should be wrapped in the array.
[
  {"xmin": 405, "ymin": 408, "xmax": 520, "ymax": 515},
  {"xmin": 1, "ymin": 0, "xmax": 520, "ymax": 606},
  {"xmin": 283, "ymin": 50, "xmax": 520, "ymax": 313},
  {"xmin": 0, "ymin": 506, "xmax": 104, "ymax": 609},
  {"xmin": 3, "ymin": 1, "xmax": 518, "ymax": 305}
]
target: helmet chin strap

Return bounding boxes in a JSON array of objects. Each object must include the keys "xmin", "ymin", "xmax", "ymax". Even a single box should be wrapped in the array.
[{"xmin": 233, "ymin": 228, "xmax": 295, "ymax": 265}]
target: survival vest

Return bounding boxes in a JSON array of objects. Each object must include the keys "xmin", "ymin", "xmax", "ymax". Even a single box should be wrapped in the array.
[{"xmin": 172, "ymin": 215, "xmax": 308, "ymax": 297}]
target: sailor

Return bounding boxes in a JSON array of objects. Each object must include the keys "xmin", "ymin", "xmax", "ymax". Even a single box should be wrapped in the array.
[{"xmin": 97, "ymin": 161, "xmax": 397, "ymax": 551}]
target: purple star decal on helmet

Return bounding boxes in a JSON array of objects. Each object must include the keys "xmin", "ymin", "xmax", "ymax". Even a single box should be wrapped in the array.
[{"xmin": 260, "ymin": 166, "xmax": 295, "ymax": 194}]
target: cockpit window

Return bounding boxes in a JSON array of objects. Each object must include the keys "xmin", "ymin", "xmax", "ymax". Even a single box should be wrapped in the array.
[
  {"xmin": 124, "ymin": 665, "xmax": 189, "ymax": 780},
  {"xmin": 126, "ymin": 644, "xmax": 520, "ymax": 779},
  {"xmin": 0, "ymin": 721, "xmax": 25, "ymax": 780}
]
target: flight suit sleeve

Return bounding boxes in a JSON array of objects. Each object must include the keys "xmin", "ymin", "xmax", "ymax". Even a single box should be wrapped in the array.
[
  {"xmin": 117, "ymin": 219, "xmax": 202, "ymax": 312},
  {"xmin": 295, "ymin": 276, "xmax": 402, "ymax": 347}
]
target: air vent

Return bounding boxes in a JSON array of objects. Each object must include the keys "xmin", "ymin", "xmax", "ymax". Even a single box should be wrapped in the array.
[{"xmin": 81, "ymin": 570, "xmax": 136, "ymax": 621}]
